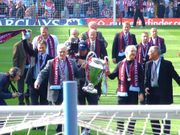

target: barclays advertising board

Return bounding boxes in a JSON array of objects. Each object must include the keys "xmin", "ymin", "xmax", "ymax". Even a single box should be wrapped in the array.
[{"xmin": 0, "ymin": 18, "xmax": 87, "ymax": 26}]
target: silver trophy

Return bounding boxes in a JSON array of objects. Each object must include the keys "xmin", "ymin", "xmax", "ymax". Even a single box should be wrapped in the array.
[{"xmin": 83, "ymin": 51, "xmax": 108, "ymax": 93}]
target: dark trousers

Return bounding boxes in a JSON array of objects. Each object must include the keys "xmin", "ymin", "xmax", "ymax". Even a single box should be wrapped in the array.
[
  {"xmin": 147, "ymin": 93, "xmax": 171, "ymax": 135},
  {"xmin": 117, "ymin": 91, "xmax": 138, "ymax": 134},
  {"xmin": 49, "ymin": 90, "xmax": 63, "ymax": 134},
  {"xmin": 133, "ymin": 9, "xmax": 145, "ymax": 27},
  {"xmin": 17, "ymin": 68, "xmax": 29, "ymax": 105},
  {"xmin": 30, "ymin": 80, "xmax": 48, "ymax": 105}
]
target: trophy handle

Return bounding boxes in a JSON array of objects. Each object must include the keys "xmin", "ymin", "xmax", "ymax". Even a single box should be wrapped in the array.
[{"xmin": 86, "ymin": 51, "xmax": 97, "ymax": 61}]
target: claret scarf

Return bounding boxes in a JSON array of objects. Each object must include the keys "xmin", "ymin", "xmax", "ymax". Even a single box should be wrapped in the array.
[
  {"xmin": 86, "ymin": 38, "xmax": 100, "ymax": 58},
  {"xmin": 50, "ymin": 57, "xmax": 74, "ymax": 90},
  {"xmin": 118, "ymin": 59, "xmax": 139, "ymax": 96},
  {"xmin": 0, "ymin": 29, "xmax": 25, "ymax": 44},
  {"xmin": 118, "ymin": 32, "xmax": 133, "ymax": 53},
  {"xmin": 38, "ymin": 34, "xmax": 55, "ymax": 57},
  {"xmin": 136, "ymin": 42, "xmax": 151, "ymax": 64},
  {"xmin": 149, "ymin": 36, "xmax": 162, "ymax": 48}
]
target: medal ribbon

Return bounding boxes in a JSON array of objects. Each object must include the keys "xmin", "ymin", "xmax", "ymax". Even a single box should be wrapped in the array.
[
  {"xmin": 142, "ymin": 44, "xmax": 149, "ymax": 58},
  {"xmin": 125, "ymin": 61, "xmax": 131, "ymax": 80},
  {"xmin": 58, "ymin": 60, "xmax": 66, "ymax": 85},
  {"xmin": 39, "ymin": 54, "xmax": 47, "ymax": 70}
]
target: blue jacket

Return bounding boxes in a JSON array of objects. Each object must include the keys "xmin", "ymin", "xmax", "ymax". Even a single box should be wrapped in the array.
[{"xmin": 0, "ymin": 73, "xmax": 12, "ymax": 105}]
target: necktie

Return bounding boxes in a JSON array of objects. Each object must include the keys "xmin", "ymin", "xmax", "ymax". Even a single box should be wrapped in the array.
[
  {"xmin": 40, "ymin": 55, "xmax": 43, "ymax": 67},
  {"xmin": 91, "ymin": 42, "xmax": 95, "ymax": 52}
]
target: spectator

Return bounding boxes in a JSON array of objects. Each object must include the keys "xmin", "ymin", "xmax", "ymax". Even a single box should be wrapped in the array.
[
  {"xmin": 145, "ymin": 46, "xmax": 180, "ymax": 135},
  {"xmin": 42, "ymin": 9, "xmax": 51, "ymax": 18},
  {"xmin": 147, "ymin": 0, "xmax": 155, "ymax": 18},
  {"xmin": 108, "ymin": 45, "xmax": 144, "ymax": 134},
  {"xmin": 86, "ymin": 6, "xmax": 95, "ymax": 17},
  {"xmin": 91, "ymin": 0, "xmax": 100, "ymax": 17},
  {"xmin": 166, "ymin": 1, "xmax": 174, "ymax": 18},
  {"xmin": 81, "ymin": 21, "xmax": 108, "ymax": 48},
  {"xmin": 24, "ymin": 2, "xmax": 36, "ymax": 18},
  {"xmin": 8, "ymin": 0, "xmax": 16, "ymax": 17},
  {"xmin": 13, "ymin": 29, "xmax": 33, "ymax": 105},
  {"xmin": 73, "ymin": 0, "xmax": 81, "ymax": 17},
  {"xmin": 122, "ymin": 0, "xmax": 128, "ymax": 18},
  {"xmin": 34, "ymin": 44, "xmax": 85, "ymax": 133},
  {"xmin": 127, "ymin": 0, "xmax": 135, "ymax": 18},
  {"xmin": 0, "ymin": 67, "xmax": 20, "ymax": 105},
  {"xmin": 15, "ymin": 0, "xmax": 25, "ymax": 18},
  {"xmin": 44, "ymin": 0, "xmax": 55, "ymax": 18},
  {"xmin": 157, "ymin": 0, "xmax": 165, "ymax": 18},
  {"xmin": 54, "ymin": 0, "xmax": 65, "ymax": 18},
  {"xmin": 112, "ymin": 21, "xmax": 137, "ymax": 64},
  {"xmin": 143, "ymin": 0, "xmax": 147, "ymax": 17},
  {"xmin": 38, "ymin": 0, "xmax": 45, "ymax": 16},
  {"xmin": 32, "ymin": 26, "xmax": 59, "ymax": 58},
  {"xmin": 101, "ymin": 4, "xmax": 111, "ymax": 18},
  {"xmin": 66, "ymin": 0, "xmax": 74, "ymax": 17},
  {"xmin": 174, "ymin": 0, "xmax": 178, "ymax": 17},
  {"xmin": 0, "ymin": 0, "xmax": 8, "ymax": 17}
]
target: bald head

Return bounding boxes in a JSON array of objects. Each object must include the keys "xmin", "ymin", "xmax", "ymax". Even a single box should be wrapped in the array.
[
  {"xmin": 88, "ymin": 29, "xmax": 97, "ymax": 41},
  {"xmin": 70, "ymin": 28, "xmax": 79, "ymax": 39},
  {"xmin": 88, "ymin": 21, "xmax": 97, "ymax": 30},
  {"xmin": 150, "ymin": 28, "xmax": 158, "ymax": 38},
  {"xmin": 57, "ymin": 44, "xmax": 67, "ymax": 60}
]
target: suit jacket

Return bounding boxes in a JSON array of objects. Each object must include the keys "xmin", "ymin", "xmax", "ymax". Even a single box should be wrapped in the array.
[
  {"xmin": 112, "ymin": 32, "xmax": 137, "ymax": 63},
  {"xmin": 81, "ymin": 31, "xmax": 108, "ymax": 48},
  {"xmin": 13, "ymin": 40, "xmax": 26, "ymax": 75},
  {"xmin": 145, "ymin": 58, "xmax": 180, "ymax": 104},
  {"xmin": 86, "ymin": 39, "xmax": 108, "ymax": 59},
  {"xmin": 23, "ymin": 40, "xmax": 53, "ymax": 87},
  {"xmin": 35, "ymin": 58, "xmax": 84, "ymax": 102},
  {"xmin": 0, "ymin": 73, "xmax": 12, "ymax": 105}
]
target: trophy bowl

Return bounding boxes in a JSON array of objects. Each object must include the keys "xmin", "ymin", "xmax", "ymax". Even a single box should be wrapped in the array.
[{"xmin": 83, "ymin": 52, "xmax": 106, "ymax": 93}]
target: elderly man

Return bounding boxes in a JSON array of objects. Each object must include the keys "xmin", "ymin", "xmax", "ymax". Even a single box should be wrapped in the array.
[
  {"xmin": 32, "ymin": 26, "xmax": 59, "ymax": 58},
  {"xmin": 34, "ymin": 44, "xmax": 85, "ymax": 133},
  {"xmin": 149, "ymin": 28, "xmax": 166, "ymax": 57},
  {"xmin": 86, "ymin": 29, "xmax": 108, "ymax": 99},
  {"xmin": 112, "ymin": 21, "xmax": 137, "ymax": 64},
  {"xmin": 108, "ymin": 45, "xmax": 144, "ymax": 134},
  {"xmin": 145, "ymin": 46, "xmax": 180, "ymax": 135},
  {"xmin": 81, "ymin": 21, "xmax": 108, "ymax": 48},
  {"xmin": 136, "ymin": 32, "xmax": 152, "ymax": 70}
]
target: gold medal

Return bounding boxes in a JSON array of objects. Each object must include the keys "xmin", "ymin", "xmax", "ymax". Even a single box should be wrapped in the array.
[
  {"xmin": 143, "ymin": 58, "xmax": 146, "ymax": 61},
  {"xmin": 127, "ymin": 78, "xmax": 131, "ymax": 81}
]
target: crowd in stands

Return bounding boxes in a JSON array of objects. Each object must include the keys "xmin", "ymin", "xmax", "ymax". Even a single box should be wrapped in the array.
[{"xmin": 0, "ymin": 0, "xmax": 180, "ymax": 19}]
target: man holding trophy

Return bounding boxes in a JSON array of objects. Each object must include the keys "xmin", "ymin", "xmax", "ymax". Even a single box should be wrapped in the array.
[
  {"xmin": 85, "ymin": 29, "xmax": 108, "ymax": 99},
  {"xmin": 108, "ymin": 45, "xmax": 144, "ymax": 134}
]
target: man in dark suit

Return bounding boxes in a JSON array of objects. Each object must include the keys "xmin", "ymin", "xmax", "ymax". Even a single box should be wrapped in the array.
[
  {"xmin": 112, "ymin": 21, "xmax": 137, "ymax": 64},
  {"xmin": 13, "ymin": 29, "xmax": 32, "ymax": 105},
  {"xmin": 108, "ymin": 45, "xmax": 144, "ymax": 134},
  {"xmin": 149, "ymin": 28, "xmax": 166, "ymax": 57},
  {"xmin": 23, "ymin": 39, "xmax": 53, "ymax": 106},
  {"xmin": 34, "ymin": 44, "xmax": 85, "ymax": 133},
  {"xmin": 81, "ymin": 21, "xmax": 108, "ymax": 48},
  {"xmin": 86, "ymin": 29, "xmax": 108, "ymax": 99},
  {"xmin": 145, "ymin": 46, "xmax": 180, "ymax": 135},
  {"xmin": 132, "ymin": 0, "xmax": 145, "ymax": 27}
]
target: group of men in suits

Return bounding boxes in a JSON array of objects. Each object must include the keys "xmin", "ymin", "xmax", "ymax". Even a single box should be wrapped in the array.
[
  {"xmin": 111, "ymin": 21, "xmax": 180, "ymax": 134},
  {"xmin": 10, "ymin": 21, "xmax": 180, "ymax": 135}
]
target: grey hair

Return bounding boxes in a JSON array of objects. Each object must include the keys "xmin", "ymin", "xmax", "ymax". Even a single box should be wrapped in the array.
[
  {"xmin": 151, "ymin": 46, "xmax": 161, "ymax": 55},
  {"xmin": 125, "ymin": 45, "xmax": 137, "ymax": 54},
  {"xmin": 57, "ymin": 44, "xmax": 67, "ymax": 52},
  {"xmin": 70, "ymin": 28, "xmax": 79, "ymax": 35}
]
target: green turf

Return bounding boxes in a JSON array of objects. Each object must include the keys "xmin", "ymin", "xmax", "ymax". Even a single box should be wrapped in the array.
[{"xmin": 0, "ymin": 25, "xmax": 180, "ymax": 134}]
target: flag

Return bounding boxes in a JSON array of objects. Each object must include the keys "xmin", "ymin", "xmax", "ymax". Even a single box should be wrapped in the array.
[{"xmin": 0, "ymin": 28, "xmax": 26, "ymax": 44}]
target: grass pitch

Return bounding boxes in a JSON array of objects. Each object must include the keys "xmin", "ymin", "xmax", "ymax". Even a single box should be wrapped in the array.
[{"xmin": 0, "ymin": 25, "xmax": 180, "ymax": 134}]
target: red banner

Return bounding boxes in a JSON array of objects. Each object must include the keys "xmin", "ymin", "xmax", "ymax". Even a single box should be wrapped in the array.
[{"xmin": 87, "ymin": 18, "xmax": 180, "ymax": 26}]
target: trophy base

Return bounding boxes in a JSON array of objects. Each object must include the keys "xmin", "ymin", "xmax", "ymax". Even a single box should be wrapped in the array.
[{"xmin": 82, "ymin": 85, "xmax": 97, "ymax": 94}]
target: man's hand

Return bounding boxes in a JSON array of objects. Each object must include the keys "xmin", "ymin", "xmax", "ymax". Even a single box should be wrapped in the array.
[
  {"xmin": 12, "ymin": 92, "xmax": 19, "ymax": 98},
  {"xmin": 34, "ymin": 81, "xmax": 40, "ymax": 89},
  {"xmin": 112, "ymin": 58, "xmax": 116, "ymax": 64},
  {"xmin": 139, "ymin": 93, "xmax": 144, "ymax": 102},
  {"xmin": 145, "ymin": 87, "xmax": 150, "ymax": 94}
]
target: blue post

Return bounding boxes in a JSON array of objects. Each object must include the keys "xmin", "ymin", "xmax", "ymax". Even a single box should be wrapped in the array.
[{"xmin": 63, "ymin": 81, "xmax": 78, "ymax": 135}]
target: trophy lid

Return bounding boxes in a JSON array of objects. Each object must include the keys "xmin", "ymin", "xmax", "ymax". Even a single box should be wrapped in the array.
[{"xmin": 89, "ymin": 58, "xmax": 104, "ymax": 69}]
